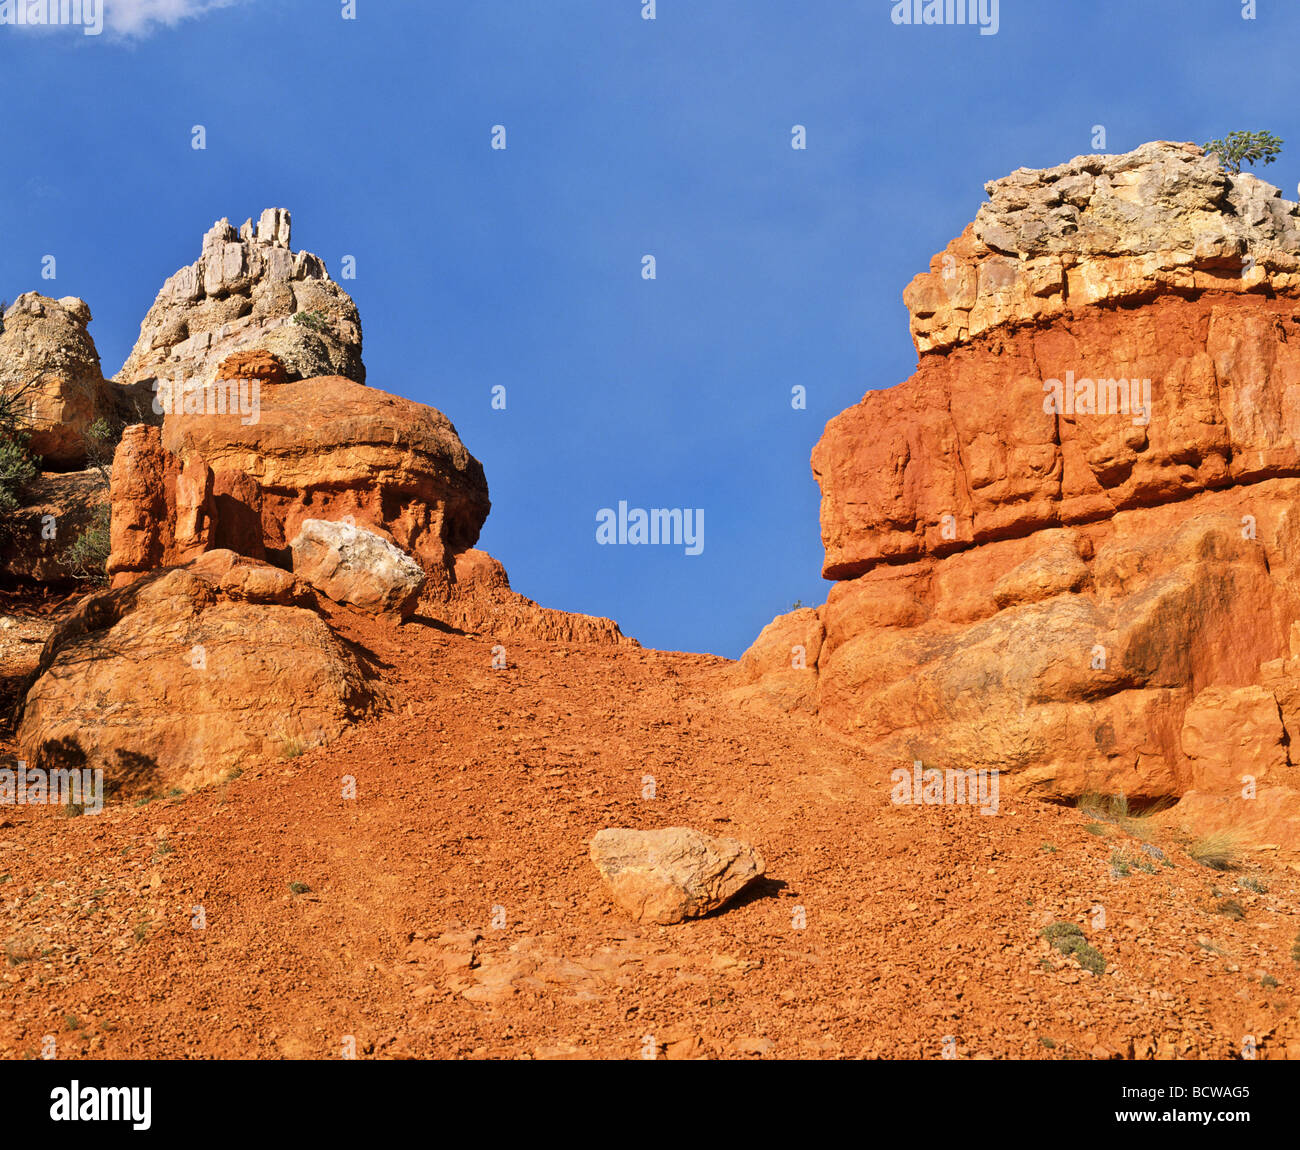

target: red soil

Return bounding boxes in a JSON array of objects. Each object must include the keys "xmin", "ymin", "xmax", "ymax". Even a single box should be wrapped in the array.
[{"xmin": 1, "ymin": 597, "xmax": 1298, "ymax": 1060}]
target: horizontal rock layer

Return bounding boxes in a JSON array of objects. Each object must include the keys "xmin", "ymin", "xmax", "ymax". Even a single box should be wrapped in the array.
[
  {"xmin": 905, "ymin": 140, "xmax": 1300, "ymax": 355},
  {"xmin": 108, "ymin": 375, "xmax": 491, "ymax": 585},
  {"xmin": 816, "ymin": 294, "xmax": 1300, "ymax": 581},
  {"xmin": 745, "ymin": 142, "xmax": 1300, "ymax": 846}
]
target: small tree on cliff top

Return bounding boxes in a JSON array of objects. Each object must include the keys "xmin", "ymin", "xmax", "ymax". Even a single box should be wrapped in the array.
[{"xmin": 1202, "ymin": 130, "xmax": 1283, "ymax": 175}]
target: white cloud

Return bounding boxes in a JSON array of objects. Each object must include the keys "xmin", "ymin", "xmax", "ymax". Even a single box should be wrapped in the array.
[{"xmin": 104, "ymin": 0, "xmax": 246, "ymax": 37}]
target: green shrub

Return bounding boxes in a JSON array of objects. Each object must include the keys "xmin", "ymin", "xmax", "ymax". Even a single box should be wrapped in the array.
[
  {"xmin": 1202, "ymin": 130, "xmax": 1283, "ymax": 175},
  {"xmin": 83, "ymin": 416, "xmax": 122, "ymax": 483},
  {"xmin": 64, "ymin": 504, "xmax": 111, "ymax": 584},
  {"xmin": 0, "ymin": 434, "xmax": 36, "ymax": 515},
  {"xmin": 291, "ymin": 309, "xmax": 328, "ymax": 333},
  {"xmin": 1042, "ymin": 922, "xmax": 1107, "ymax": 975},
  {"xmin": 0, "ymin": 374, "xmax": 38, "ymax": 439},
  {"xmin": 1, "ymin": 372, "xmax": 43, "ymax": 522},
  {"xmin": 1070, "ymin": 942, "xmax": 1106, "ymax": 976},
  {"xmin": 1042, "ymin": 922, "xmax": 1084, "ymax": 944},
  {"xmin": 1111, "ymin": 848, "xmax": 1155, "ymax": 876}
]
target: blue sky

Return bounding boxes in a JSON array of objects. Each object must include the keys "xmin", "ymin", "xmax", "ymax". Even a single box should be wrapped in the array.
[{"xmin": 1, "ymin": 0, "xmax": 1296, "ymax": 656}]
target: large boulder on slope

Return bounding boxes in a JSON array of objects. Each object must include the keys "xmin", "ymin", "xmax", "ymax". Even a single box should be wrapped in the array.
[
  {"xmin": 589, "ymin": 827, "xmax": 766, "ymax": 925},
  {"xmin": 16, "ymin": 550, "xmax": 380, "ymax": 795},
  {"xmin": 290, "ymin": 518, "xmax": 426, "ymax": 619}
]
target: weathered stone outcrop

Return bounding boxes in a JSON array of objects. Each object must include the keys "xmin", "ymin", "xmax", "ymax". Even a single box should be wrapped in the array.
[
  {"xmin": 115, "ymin": 209, "xmax": 364, "ymax": 390},
  {"xmin": 729, "ymin": 607, "xmax": 821, "ymax": 711},
  {"xmin": 6, "ymin": 205, "xmax": 639, "ymax": 818},
  {"xmin": 290, "ymin": 519, "xmax": 426, "ymax": 619},
  {"xmin": 421, "ymin": 548, "xmax": 636, "ymax": 646},
  {"xmin": 743, "ymin": 142, "xmax": 1300, "ymax": 845},
  {"xmin": 107, "ymin": 376, "xmax": 490, "ymax": 586},
  {"xmin": 812, "ymin": 498, "xmax": 1300, "ymax": 799},
  {"xmin": 818, "ymin": 142, "xmax": 1300, "ymax": 580},
  {"xmin": 107, "ymin": 424, "xmax": 210, "ymax": 582},
  {"xmin": 216, "ymin": 349, "xmax": 289, "ymax": 386},
  {"xmin": 0, "ymin": 294, "xmax": 113, "ymax": 468},
  {"xmin": 16, "ymin": 550, "xmax": 379, "ymax": 795},
  {"xmin": 904, "ymin": 139, "xmax": 1300, "ymax": 355},
  {"xmin": 102, "ymin": 368, "xmax": 629, "ymax": 637}
]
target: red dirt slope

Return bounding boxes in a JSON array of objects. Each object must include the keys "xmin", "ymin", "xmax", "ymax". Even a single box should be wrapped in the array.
[{"xmin": 2, "ymin": 598, "xmax": 1298, "ymax": 1060}]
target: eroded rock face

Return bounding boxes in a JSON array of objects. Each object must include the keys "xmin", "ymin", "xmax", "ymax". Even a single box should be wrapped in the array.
[
  {"xmin": 818, "ymin": 143, "xmax": 1300, "ymax": 581},
  {"xmin": 291, "ymin": 519, "xmax": 426, "ymax": 619},
  {"xmin": 115, "ymin": 209, "xmax": 364, "ymax": 390},
  {"xmin": 107, "ymin": 376, "xmax": 491, "ymax": 587},
  {"xmin": 814, "ymin": 294, "xmax": 1300, "ymax": 581},
  {"xmin": 421, "ymin": 548, "xmax": 636, "ymax": 645},
  {"xmin": 812, "ymin": 499, "xmax": 1300, "ymax": 800},
  {"xmin": 589, "ymin": 827, "xmax": 765, "ymax": 925},
  {"xmin": 107, "ymin": 424, "xmax": 211, "ymax": 583},
  {"xmin": 0, "ymin": 294, "xmax": 111, "ymax": 468},
  {"xmin": 16, "ymin": 550, "xmax": 377, "ymax": 794},
  {"xmin": 1180, "ymin": 686, "xmax": 1288, "ymax": 792},
  {"xmin": 742, "ymin": 141, "xmax": 1300, "ymax": 838},
  {"xmin": 216, "ymin": 349, "xmax": 288, "ymax": 386},
  {"xmin": 729, "ymin": 607, "xmax": 821, "ymax": 711},
  {"xmin": 904, "ymin": 140, "xmax": 1300, "ymax": 355}
]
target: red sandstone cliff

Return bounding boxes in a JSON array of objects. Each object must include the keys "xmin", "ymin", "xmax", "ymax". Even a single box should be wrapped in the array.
[{"xmin": 740, "ymin": 141, "xmax": 1300, "ymax": 848}]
